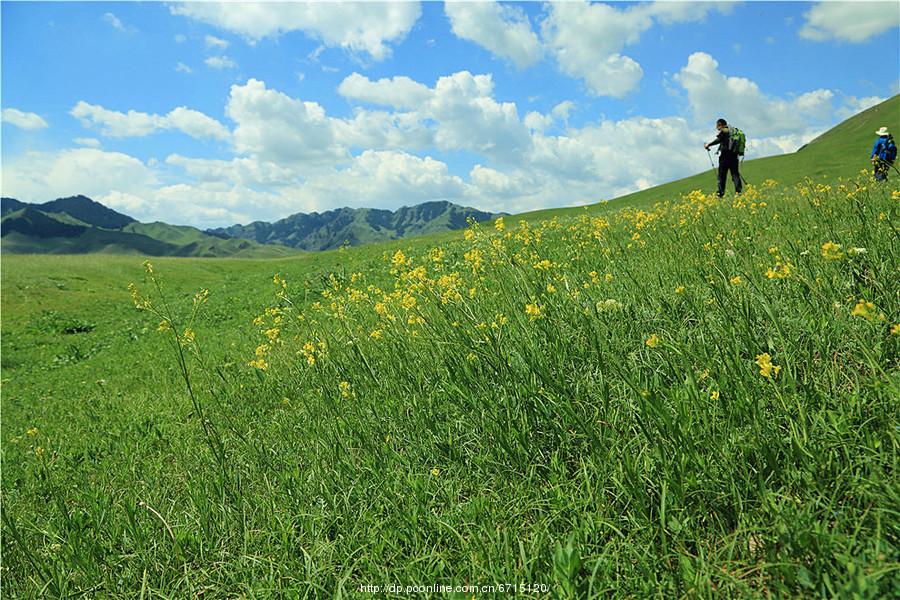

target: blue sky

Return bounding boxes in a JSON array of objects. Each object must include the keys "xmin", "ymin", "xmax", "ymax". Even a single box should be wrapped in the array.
[{"xmin": 2, "ymin": 1, "xmax": 898, "ymax": 228}]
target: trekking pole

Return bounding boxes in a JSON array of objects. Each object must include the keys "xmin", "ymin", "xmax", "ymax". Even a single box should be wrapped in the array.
[
  {"xmin": 874, "ymin": 156, "xmax": 900, "ymax": 175},
  {"xmin": 706, "ymin": 149, "xmax": 715, "ymax": 168}
]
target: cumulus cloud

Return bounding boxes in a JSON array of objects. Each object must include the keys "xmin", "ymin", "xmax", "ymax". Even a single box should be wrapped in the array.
[
  {"xmin": 837, "ymin": 95, "xmax": 886, "ymax": 120},
  {"xmin": 1, "ymin": 108, "xmax": 49, "ymax": 130},
  {"xmin": 225, "ymin": 78, "xmax": 346, "ymax": 164},
  {"xmin": 70, "ymin": 101, "xmax": 230, "ymax": 141},
  {"xmin": 74, "ymin": 137, "xmax": 101, "ymax": 148},
  {"xmin": 170, "ymin": 1, "xmax": 421, "ymax": 60},
  {"xmin": 540, "ymin": 1, "xmax": 728, "ymax": 97},
  {"xmin": 674, "ymin": 52, "xmax": 834, "ymax": 137},
  {"xmin": 175, "ymin": 62, "xmax": 193, "ymax": 74},
  {"xmin": 445, "ymin": 1, "xmax": 542, "ymax": 69},
  {"xmin": 338, "ymin": 73, "xmax": 432, "ymax": 109},
  {"xmin": 205, "ymin": 55, "xmax": 237, "ymax": 70},
  {"xmin": 204, "ymin": 34, "xmax": 229, "ymax": 50},
  {"xmin": 800, "ymin": 1, "xmax": 900, "ymax": 43},
  {"xmin": 1, "ymin": 148, "xmax": 157, "ymax": 204}
]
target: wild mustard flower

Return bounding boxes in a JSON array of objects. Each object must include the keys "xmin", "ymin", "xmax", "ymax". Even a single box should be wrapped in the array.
[
  {"xmin": 675, "ymin": 285, "xmax": 685, "ymax": 294},
  {"xmin": 525, "ymin": 302, "xmax": 544, "ymax": 321},
  {"xmin": 710, "ymin": 390, "xmax": 720, "ymax": 400},
  {"xmin": 26, "ymin": 427, "xmax": 38, "ymax": 436},
  {"xmin": 248, "ymin": 358, "xmax": 268, "ymax": 371},
  {"xmin": 851, "ymin": 299, "xmax": 876, "ymax": 322},
  {"xmin": 391, "ymin": 250, "xmax": 407, "ymax": 268},
  {"xmin": 339, "ymin": 381, "xmax": 351, "ymax": 398},
  {"xmin": 645, "ymin": 334, "xmax": 661, "ymax": 348},
  {"xmin": 821, "ymin": 241, "xmax": 844, "ymax": 260},
  {"xmin": 891, "ymin": 323, "xmax": 900, "ymax": 335},
  {"xmin": 494, "ymin": 216, "xmax": 505, "ymax": 232},
  {"xmin": 730, "ymin": 276, "xmax": 743, "ymax": 286},
  {"xmin": 755, "ymin": 353, "xmax": 781, "ymax": 379}
]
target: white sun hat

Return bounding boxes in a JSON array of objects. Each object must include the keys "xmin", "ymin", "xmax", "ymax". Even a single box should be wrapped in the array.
[{"xmin": 875, "ymin": 126, "xmax": 890, "ymax": 136}]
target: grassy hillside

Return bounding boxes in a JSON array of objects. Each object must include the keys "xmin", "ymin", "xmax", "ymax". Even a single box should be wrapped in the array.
[
  {"xmin": 520, "ymin": 94, "xmax": 900, "ymax": 222},
  {"xmin": 2, "ymin": 100, "xmax": 898, "ymax": 596}
]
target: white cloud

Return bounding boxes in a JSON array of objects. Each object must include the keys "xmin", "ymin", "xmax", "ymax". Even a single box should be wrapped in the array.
[
  {"xmin": 204, "ymin": 34, "xmax": 229, "ymax": 50},
  {"xmin": 300, "ymin": 150, "xmax": 466, "ymax": 210},
  {"xmin": 205, "ymin": 55, "xmax": 237, "ymax": 70},
  {"xmin": 426, "ymin": 71, "xmax": 531, "ymax": 161},
  {"xmin": 837, "ymin": 95, "xmax": 886, "ymax": 120},
  {"xmin": 174, "ymin": 34, "xmax": 187, "ymax": 43},
  {"xmin": 338, "ymin": 72, "xmax": 432, "ymax": 109},
  {"xmin": 175, "ymin": 62, "xmax": 193, "ymax": 74},
  {"xmin": 540, "ymin": 1, "xmax": 728, "ymax": 97},
  {"xmin": 445, "ymin": 1, "xmax": 542, "ymax": 69},
  {"xmin": 674, "ymin": 52, "xmax": 834, "ymax": 137},
  {"xmin": 71, "ymin": 101, "xmax": 230, "ymax": 141},
  {"xmin": 1, "ymin": 108, "xmax": 49, "ymax": 130},
  {"xmin": 226, "ymin": 78, "xmax": 346, "ymax": 164},
  {"xmin": 102, "ymin": 12, "xmax": 128, "ymax": 32},
  {"xmin": 170, "ymin": 1, "xmax": 422, "ymax": 60},
  {"xmin": 335, "ymin": 109, "xmax": 433, "ymax": 152},
  {"xmin": 800, "ymin": 1, "xmax": 900, "ymax": 43},
  {"xmin": 74, "ymin": 137, "xmax": 101, "ymax": 148},
  {"xmin": 165, "ymin": 107, "xmax": 232, "ymax": 141},
  {"xmin": 1, "ymin": 148, "xmax": 157, "ymax": 204}
]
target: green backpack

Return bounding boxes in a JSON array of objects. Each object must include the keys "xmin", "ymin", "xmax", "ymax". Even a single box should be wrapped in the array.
[{"xmin": 729, "ymin": 127, "xmax": 746, "ymax": 156}]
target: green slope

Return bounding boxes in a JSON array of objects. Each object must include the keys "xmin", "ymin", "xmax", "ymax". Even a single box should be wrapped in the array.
[{"xmin": 519, "ymin": 94, "xmax": 900, "ymax": 222}]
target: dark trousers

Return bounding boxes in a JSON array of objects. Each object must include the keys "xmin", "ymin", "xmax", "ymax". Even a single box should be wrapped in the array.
[{"xmin": 717, "ymin": 153, "xmax": 742, "ymax": 197}]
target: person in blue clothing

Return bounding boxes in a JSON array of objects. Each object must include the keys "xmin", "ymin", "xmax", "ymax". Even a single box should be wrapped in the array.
[
  {"xmin": 704, "ymin": 118, "xmax": 742, "ymax": 197},
  {"xmin": 871, "ymin": 126, "xmax": 897, "ymax": 181}
]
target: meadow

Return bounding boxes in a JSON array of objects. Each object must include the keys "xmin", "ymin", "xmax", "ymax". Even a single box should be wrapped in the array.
[{"xmin": 2, "ymin": 170, "xmax": 898, "ymax": 597}]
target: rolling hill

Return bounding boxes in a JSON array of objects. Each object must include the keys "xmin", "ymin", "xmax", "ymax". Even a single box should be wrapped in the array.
[
  {"xmin": 519, "ymin": 94, "xmax": 900, "ymax": 222},
  {"xmin": 0, "ymin": 197, "xmax": 296, "ymax": 257}
]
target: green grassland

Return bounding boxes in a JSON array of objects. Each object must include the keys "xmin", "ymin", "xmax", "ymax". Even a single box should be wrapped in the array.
[{"xmin": 2, "ymin": 98, "xmax": 899, "ymax": 597}]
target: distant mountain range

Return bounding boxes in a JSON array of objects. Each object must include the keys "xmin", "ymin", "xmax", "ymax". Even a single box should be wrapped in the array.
[
  {"xmin": 0, "ymin": 195, "xmax": 501, "ymax": 256},
  {"xmin": 207, "ymin": 201, "xmax": 499, "ymax": 251}
]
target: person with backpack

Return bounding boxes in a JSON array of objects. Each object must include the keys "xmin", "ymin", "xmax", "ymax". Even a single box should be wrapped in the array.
[
  {"xmin": 704, "ymin": 118, "xmax": 744, "ymax": 197},
  {"xmin": 871, "ymin": 126, "xmax": 896, "ymax": 181}
]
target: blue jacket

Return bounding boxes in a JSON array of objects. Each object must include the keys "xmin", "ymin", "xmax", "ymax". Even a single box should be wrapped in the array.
[{"xmin": 872, "ymin": 135, "xmax": 896, "ymax": 162}]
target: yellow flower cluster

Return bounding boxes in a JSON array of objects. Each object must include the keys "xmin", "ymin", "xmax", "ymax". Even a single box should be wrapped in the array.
[{"xmin": 755, "ymin": 353, "xmax": 781, "ymax": 379}]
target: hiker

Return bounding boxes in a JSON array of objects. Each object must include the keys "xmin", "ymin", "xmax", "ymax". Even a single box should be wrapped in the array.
[
  {"xmin": 871, "ymin": 126, "xmax": 896, "ymax": 181},
  {"xmin": 704, "ymin": 118, "xmax": 742, "ymax": 197}
]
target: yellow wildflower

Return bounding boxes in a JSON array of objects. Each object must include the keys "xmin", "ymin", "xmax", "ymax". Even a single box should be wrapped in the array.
[
  {"xmin": 339, "ymin": 381, "xmax": 351, "ymax": 398},
  {"xmin": 431, "ymin": 467, "xmax": 440, "ymax": 477},
  {"xmin": 494, "ymin": 216, "xmax": 505, "ymax": 232},
  {"xmin": 891, "ymin": 323, "xmax": 900, "ymax": 335},
  {"xmin": 851, "ymin": 299, "xmax": 875, "ymax": 322},
  {"xmin": 675, "ymin": 285, "xmax": 685, "ymax": 294},
  {"xmin": 525, "ymin": 302, "xmax": 544, "ymax": 321},
  {"xmin": 248, "ymin": 358, "xmax": 268, "ymax": 371},
  {"xmin": 730, "ymin": 276, "xmax": 743, "ymax": 286},
  {"xmin": 26, "ymin": 427, "xmax": 38, "ymax": 436},
  {"xmin": 820, "ymin": 241, "xmax": 844, "ymax": 261},
  {"xmin": 645, "ymin": 334, "xmax": 661, "ymax": 348},
  {"xmin": 710, "ymin": 390, "xmax": 720, "ymax": 400},
  {"xmin": 755, "ymin": 353, "xmax": 781, "ymax": 379},
  {"xmin": 391, "ymin": 250, "xmax": 407, "ymax": 268}
]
